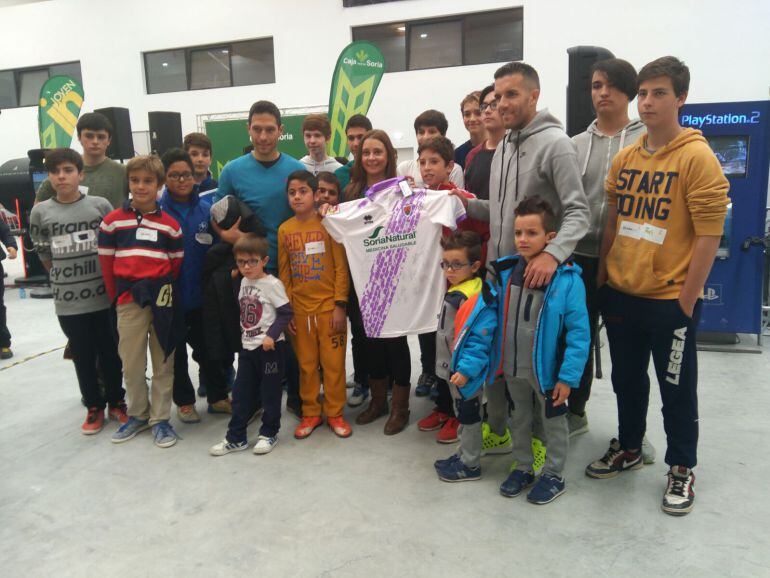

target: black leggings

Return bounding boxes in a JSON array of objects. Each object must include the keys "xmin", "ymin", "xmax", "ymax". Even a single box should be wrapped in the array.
[{"xmin": 367, "ymin": 336, "xmax": 410, "ymax": 386}]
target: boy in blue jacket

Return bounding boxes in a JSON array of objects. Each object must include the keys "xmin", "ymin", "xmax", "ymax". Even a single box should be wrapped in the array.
[
  {"xmin": 433, "ymin": 231, "xmax": 498, "ymax": 483},
  {"xmin": 160, "ymin": 148, "xmax": 230, "ymax": 422},
  {"xmin": 491, "ymin": 197, "xmax": 589, "ymax": 504}
]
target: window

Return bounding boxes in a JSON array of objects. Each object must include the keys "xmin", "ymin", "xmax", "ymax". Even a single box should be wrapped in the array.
[
  {"xmin": 352, "ymin": 8, "xmax": 523, "ymax": 72},
  {"xmin": 0, "ymin": 61, "xmax": 82, "ymax": 109},
  {"xmin": 143, "ymin": 38, "xmax": 275, "ymax": 95}
]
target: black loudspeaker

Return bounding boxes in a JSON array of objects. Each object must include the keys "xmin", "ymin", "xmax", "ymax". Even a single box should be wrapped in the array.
[
  {"xmin": 566, "ymin": 46, "xmax": 615, "ymax": 137},
  {"xmin": 94, "ymin": 107, "xmax": 134, "ymax": 160},
  {"xmin": 148, "ymin": 111, "xmax": 182, "ymax": 158}
]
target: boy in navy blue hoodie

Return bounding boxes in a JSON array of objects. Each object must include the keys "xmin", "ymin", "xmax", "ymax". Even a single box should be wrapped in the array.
[
  {"xmin": 490, "ymin": 197, "xmax": 590, "ymax": 505},
  {"xmin": 160, "ymin": 148, "xmax": 230, "ymax": 422}
]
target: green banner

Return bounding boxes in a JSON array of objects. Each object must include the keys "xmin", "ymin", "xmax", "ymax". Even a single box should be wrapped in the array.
[
  {"xmin": 205, "ymin": 114, "xmax": 310, "ymax": 179},
  {"xmin": 37, "ymin": 75, "xmax": 84, "ymax": 149},
  {"xmin": 327, "ymin": 41, "xmax": 385, "ymax": 157}
]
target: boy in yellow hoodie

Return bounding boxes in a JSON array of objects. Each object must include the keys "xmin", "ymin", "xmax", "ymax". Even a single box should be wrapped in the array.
[
  {"xmin": 585, "ymin": 57, "xmax": 729, "ymax": 517},
  {"xmin": 278, "ymin": 170, "xmax": 351, "ymax": 439}
]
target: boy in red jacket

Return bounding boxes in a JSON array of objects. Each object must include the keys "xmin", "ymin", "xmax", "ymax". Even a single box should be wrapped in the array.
[{"xmin": 98, "ymin": 155, "xmax": 184, "ymax": 448}]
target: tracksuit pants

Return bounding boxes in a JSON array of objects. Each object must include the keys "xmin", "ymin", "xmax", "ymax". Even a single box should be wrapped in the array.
[
  {"xmin": 448, "ymin": 383, "xmax": 483, "ymax": 468},
  {"xmin": 293, "ymin": 311, "xmax": 347, "ymax": 418},
  {"xmin": 227, "ymin": 346, "xmax": 283, "ymax": 442},
  {"xmin": 602, "ymin": 286, "xmax": 701, "ymax": 468}
]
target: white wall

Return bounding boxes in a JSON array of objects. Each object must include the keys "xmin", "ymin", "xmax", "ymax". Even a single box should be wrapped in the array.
[{"xmin": 0, "ymin": 0, "xmax": 768, "ymax": 163}]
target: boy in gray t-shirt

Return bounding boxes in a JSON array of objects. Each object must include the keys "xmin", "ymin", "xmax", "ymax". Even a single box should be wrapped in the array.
[{"xmin": 29, "ymin": 149, "xmax": 127, "ymax": 435}]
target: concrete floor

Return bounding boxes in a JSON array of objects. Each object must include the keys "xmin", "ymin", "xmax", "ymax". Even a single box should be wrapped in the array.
[{"xmin": 2, "ymin": 256, "xmax": 770, "ymax": 578}]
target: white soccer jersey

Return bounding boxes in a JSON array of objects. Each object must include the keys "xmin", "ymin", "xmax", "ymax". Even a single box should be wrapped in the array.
[{"xmin": 322, "ymin": 177, "xmax": 465, "ymax": 338}]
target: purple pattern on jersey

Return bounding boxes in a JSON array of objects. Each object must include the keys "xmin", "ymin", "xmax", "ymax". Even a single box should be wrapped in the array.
[{"xmin": 359, "ymin": 188, "xmax": 426, "ymax": 337}]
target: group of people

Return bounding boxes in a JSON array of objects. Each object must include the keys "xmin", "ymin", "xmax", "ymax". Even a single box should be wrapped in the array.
[{"xmin": 0, "ymin": 53, "xmax": 730, "ymax": 517}]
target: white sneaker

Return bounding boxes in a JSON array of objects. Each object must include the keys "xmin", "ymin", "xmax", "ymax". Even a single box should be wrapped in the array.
[
  {"xmin": 253, "ymin": 435, "xmax": 277, "ymax": 454},
  {"xmin": 209, "ymin": 439, "xmax": 248, "ymax": 456},
  {"xmin": 642, "ymin": 436, "xmax": 656, "ymax": 464}
]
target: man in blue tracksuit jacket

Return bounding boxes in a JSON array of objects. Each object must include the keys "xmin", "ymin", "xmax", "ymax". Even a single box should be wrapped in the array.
[
  {"xmin": 488, "ymin": 197, "xmax": 590, "ymax": 504},
  {"xmin": 160, "ymin": 149, "xmax": 229, "ymax": 421}
]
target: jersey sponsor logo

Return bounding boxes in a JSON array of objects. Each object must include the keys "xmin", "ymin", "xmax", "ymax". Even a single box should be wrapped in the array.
[
  {"xmin": 363, "ymin": 214, "xmax": 373, "ymax": 225},
  {"xmin": 665, "ymin": 326, "xmax": 688, "ymax": 385},
  {"xmin": 362, "ymin": 225, "xmax": 417, "ymax": 251}
]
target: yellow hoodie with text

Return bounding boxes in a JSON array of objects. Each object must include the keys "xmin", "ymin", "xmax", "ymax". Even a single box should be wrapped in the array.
[{"xmin": 605, "ymin": 128, "xmax": 729, "ymax": 299}]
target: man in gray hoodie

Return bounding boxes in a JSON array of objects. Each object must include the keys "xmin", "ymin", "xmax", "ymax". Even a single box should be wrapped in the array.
[
  {"xmin": 453, "ymin": 61, "xmax": 590, "ymax": 452},
  {"xmin": 568, "ymin": 59, "xmax": 646, "ymax": 436}
]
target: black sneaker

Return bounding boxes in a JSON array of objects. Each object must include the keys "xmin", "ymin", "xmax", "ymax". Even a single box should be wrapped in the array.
[
  {"xmin": 415, "ymin": 373, "xmax": 436, "ymax": 397},
  {"xmin": 662, "ymin": 466, "xmax": 695, "ymax": 516},
  {"xmin": 585, "ymin": 438, "xmax": 643, "ymax": 479}
]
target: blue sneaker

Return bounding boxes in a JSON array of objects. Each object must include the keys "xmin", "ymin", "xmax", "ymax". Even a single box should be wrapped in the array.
[
  {"xmin": 415, "ymin": 373, "xmax": 436, "ymax": 397},
  {"xmin": 436, "ymin": 457, "xmax": 481, "ymax": 483},
  {"xmin": 348, "ymin": 385, "xmax": 369, "ymax": 408},
  {"xmin": 500, "ymin": 469, "xmax": 536, "ymax": 498},
  {"xmin": 111, "ymin": 417, "xmax": 150, "ymax": 443},
  {"xmin": 434, "ymin": 453, "xmax": 461, "ymax": 470},
  {"xmin": 526, "ymin": 473, "xmax": 566, "ymax": 505},
  {"xmin": 152, "ymin": 421, "xmax": 179, "ymax": 448}
]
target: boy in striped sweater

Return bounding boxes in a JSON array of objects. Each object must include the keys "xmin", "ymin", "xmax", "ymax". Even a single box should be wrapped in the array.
[{"xmin": 98, "ymin": 155, "xmax": 185, "ymax": 448}]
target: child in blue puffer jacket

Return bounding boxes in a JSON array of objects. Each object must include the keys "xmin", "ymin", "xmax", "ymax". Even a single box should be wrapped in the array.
[{"xmin": 489, "ymin": 196, "xmax": 590, "ymax": 505}]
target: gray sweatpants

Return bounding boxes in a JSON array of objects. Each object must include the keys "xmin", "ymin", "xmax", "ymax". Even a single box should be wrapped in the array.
[
  {"xmin": 449, "ymin": 384, "xmax": 483, "ymax": 468},
  {"xmin": 505, "ymin": 374, "xmax": 569, "ymax": 478},
  {"xmin": 486, "ymin": 376, "xmax": 545, "ymax": 441}
]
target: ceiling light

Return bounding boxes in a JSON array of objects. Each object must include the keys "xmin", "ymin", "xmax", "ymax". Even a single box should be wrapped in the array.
[
  {"xmin": 420, "ymin": 33, "xmax": 428, "ymax": 39},
  {"xmin": 221, "ymin": 49, "xmax": 229, "ymax": 54},
  {"xmin": 396, "ymin": 26, "xmax": 405, "ymax": 31},
  {"xmin": 161, "ymin": 62, "xmax": 168, "ymax": 67}
]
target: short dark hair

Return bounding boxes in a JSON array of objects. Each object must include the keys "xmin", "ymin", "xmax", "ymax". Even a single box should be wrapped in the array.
[
  {"xmin": 417, "ymin": 136, "xmax": 454, "ymax": 164},
  {"xmin": 234, "ymin": 233, "xmax": 270, "ymax": 259},
  {"xmin": 45, "ymin": 148, "xmax": 83, "ymax": 173},
  {"xmin": 592, "ymin": 58, "xmax": 638, "ymax": 101},
  {"xmin": 440, "ymin": 230, "xmax": 482, "ymax": 266},
  {"xmin": 414, "ymin": 110, "xmax": 448, "ymax": 136},
  {"xmin": 494, "ymin": 61, "xmax": 540, "ymax": 89},
  {"xmin": 514, "ymin": 196, "xmax": 557, "ymax": 233},
  {"xmin": 346, "ymin": 114, "xmax": 372, "ymax": 133},
  {"xmin": 302, "ymin": 114, "xmax": 332, "ymax": 139},
  {"xmin": 183, "ymin": 132, "xmax": 212, "ymax": 153},
  {"xmin": 76, "ymin": 112, "xmax": 113, "ymax": 138},
  {"xmin": 286, "ymin": 169, "xmax": 318, "ymax": 192},
  {"xmin": 637, "ymin": 56, "xmax": 690, "ymax": 98},
  {"xmin": 248, "ymin": 100, "xmax": 281, "ymax": 126},
  {"xmin": 479, "ymin": 84, "xmax": 495, "ymax": 106},
  {"xmin": 161, "ymin": 148, "xmax": 194, "ymax": 173},
  {"xmin": 317, "ymin": 171, "xmax": 340, "ymax": 192}
]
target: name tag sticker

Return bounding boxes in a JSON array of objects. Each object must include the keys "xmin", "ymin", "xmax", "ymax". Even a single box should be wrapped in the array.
[
  {"xmin": 305, "ymin": 241, "xmax": 325, "ymax": 255},
  {"xmin": 195, "ymin": 232, "xmax": 213, "ymax": 245},
  {"xmin": 640, "ymin": 223, "xmax": 667, "ymax": 245},
  {"xmin": 618, "ymin": 221, "xmax": 642, "ymax": 240},
  {"xmin": 136, "ymin": 227, "xmax": 158, "ymax": 242},
  {"xmin": 398, "ymin": 180, "xmax": 413, "ymax": 197},
  {"xmin": 73, "ymin": 230, "xmax": 96, "ymax": 244},
  {"xmin": 51, "ymin": 234, "xmax": 73, "ymax": 249}
]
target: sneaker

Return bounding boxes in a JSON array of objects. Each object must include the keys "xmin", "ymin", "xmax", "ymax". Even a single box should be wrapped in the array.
[
  {"xmin": 327, "ymin": 415, "xmax": 353, "ymax": 438},
  {"xmin": 434, "ymin": 453, "xmax": 461, "ymax": 470},
  {"xmin": 294, "ymin": 416, "xmax": 323, "ymax": 439},
  {"xmin": 436, "ymin": 457, "xmax": 481, "ymax": 483},
  {"xmin": 585, "ymin": 438, "xmax": 643, "ymax": 479},
  {"xmin": 107, "ymin": 401, "xmax": 129, "ymax": 425},
  {"xmin": 642, "ymin": 436, "xmax": 656, "ymax": 465},
  {"xmin": 415, "ymin": 373, "xmax": 436, "ymax": 397},
  {"xmin": 81, "ymin": 407, "xmax": 105, "ymax": 435},
  {"xmin": 436, "ymin": 417, "xmax": 460, "ymax": 444},
  {"xmin": 567, "ymin": 411, "xmax": 589, "ymax": 437},
  {"xmin": 527, "ymin": 473, "xmax": 566, "ymax": 505},
  {"xmin": 111, "ymin": 417, "xmax": 150, "ymax": 443},
  {"xmin": 207, "ymin": 398, "xmax": 232, "ymax": 414},
  {"xmin": 253, "ymin": 435, "xmax": 277, "ymax": 454},
  {"xmin": 417, "ymin": 409, "xmax": 449, "ymax": 432},
  {"xmin": 348, "ymin": 385, "xmax": 369, "ymax": 408},
  {"xmin": 662, "ymin": 466, "xmax": 695, "ymax": 516},
  {"xmin": 481, "ymin": 422, "xmax": 513, "ymax": 455},
  {"xmin": 177, "ymin": 404, "xmax": 201, "ymax": 424},
  {"xmin": 532, "ymin": 437, "xmax": 547, "ymax": 474},
  {"xmin": 152, "ymin": 421, "xmax": 179, "ymax": 448},
  {"xmin": 0, "ymin": 347, "xmax": 12, "ymax": 359},
  {"xmin": 500, "ymin": 469, "xmax": 536, "ymax": 498},
  {"xmin": 209, "ymin": 438, "xmax": 248, "ymax": 456}
]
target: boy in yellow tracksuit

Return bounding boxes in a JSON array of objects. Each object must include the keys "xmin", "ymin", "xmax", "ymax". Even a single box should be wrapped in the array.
[{"xmin": 278, "ymin": 170, "xmax": 351, "ymax": 439}]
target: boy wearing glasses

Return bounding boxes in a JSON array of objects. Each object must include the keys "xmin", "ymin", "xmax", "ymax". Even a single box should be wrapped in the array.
[
  {"xmin": 432, "ymin": 230, "xmax": 495, "ymax": 482},
  {"xmin": 159, "ymin": 149, "xmax": 230, "ymax": 423},
  {"xmin": 210, "ymin": 234, "xmax": 293, "ymax": 456}
]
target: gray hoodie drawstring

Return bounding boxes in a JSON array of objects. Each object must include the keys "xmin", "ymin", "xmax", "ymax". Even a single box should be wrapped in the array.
[{"xmin": 581, "ymin": 133, "xmax": 593, "ymax": 176}]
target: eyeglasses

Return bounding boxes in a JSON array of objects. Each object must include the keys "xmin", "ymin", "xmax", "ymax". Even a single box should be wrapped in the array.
[
  {"xmin": 440, "ymin": 260, "xmax": 471, "ymax": 271},
  {"xmin": 480, "ymin": 101, "xmax": 498, "ymax": 112},
  {"xmin": 236, "ymin": 258, "xmax": 263, "ymax": 268},
  {"xmin": 167, "ymin": 172, "xmax": 193, "ymax": 181}
]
